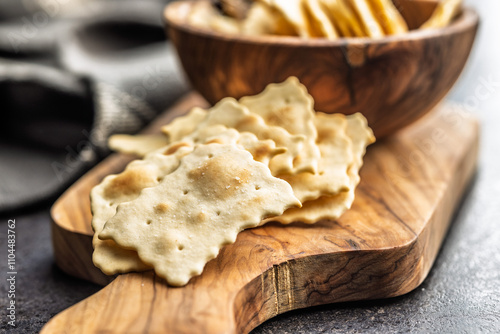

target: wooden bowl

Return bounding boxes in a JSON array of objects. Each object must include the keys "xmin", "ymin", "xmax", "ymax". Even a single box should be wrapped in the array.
[{"xmin": 164, "ymin": 0, "xmax": 478, "ymax": 138}]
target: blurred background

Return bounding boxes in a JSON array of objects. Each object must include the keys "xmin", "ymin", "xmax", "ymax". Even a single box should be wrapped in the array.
[
  {"xmin": 0, "ymin": 0, "xmax": 188, "ymax": 213},
  {"xmin": 0, "ymin": 0, "xmax": 499, "ymax": 333}
]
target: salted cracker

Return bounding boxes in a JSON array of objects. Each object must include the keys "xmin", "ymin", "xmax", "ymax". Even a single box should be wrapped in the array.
[
  {"xmin": 92, "ymin": 127, "xmax": 284, "ymax": 274},
  {"xmin": 163, "ymin": 122, "xmax": 287, "ymax": 166},
  {"xmin": 193, "ymin": 97, "xmax": 305, "ymax": 175},
  {"xmin": 159, "ymin": 97, "xmax": 304, "ymax": 175},
  {"xmin": 99, "ymin": 144, "xmax": 301, "ymax": 286},
  {"xmin": 91, "ymin": 146, "xmax": 193, "ymax": 274},
  {"xmin": 279, "ymin": 112, "xmax": 353, "ymax": 202},
  {"xmin": 189, "ymin": 125, "xmax": 287, "ymax": 166},
  {"xmin": 161, "ymin": 107, "xmax": 207, "ymax": 143},
  {"xmin": 108, "ymin": 134, "xmax": 169, "ymax": 157},
  {"xmin": 240, "ymin": 77, "xmax": 320, "ymax": 174},
  {"xmin": 264, "ymin": 112, "xmax": 375, "ymax": 224}
]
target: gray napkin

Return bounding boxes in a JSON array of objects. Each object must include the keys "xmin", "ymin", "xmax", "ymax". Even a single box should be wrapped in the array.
[{"xmin": 0, "ymin": 0, "xmax": 189, "ymax": 213}]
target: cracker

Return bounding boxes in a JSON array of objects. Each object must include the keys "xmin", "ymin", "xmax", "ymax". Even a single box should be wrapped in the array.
[
  {"xmin": 240, "ymin": 77, "xmax": 320, "ymax": 174},
  {"xmin": 91, "ymin": 146, "xmax": 194, "ymax": 275},
  {"xmin": 194, "ymin": 97, "xmax": 306, "ymax": 176},
  {"xmin": 108, "ymin": 134, "xmax": 169, "ymax": 157},
  {"xmin": 99, "ymin": 144, "xmax": 301, "ymax": 286},
  {"xmin": 161, "ymin": 107, "xmax": 207, "ymax": 143},
  {"xmin": 173, "ymin": 124, "xmax": 287, "ymax": 166},
  {"xmin": 93, "ymin": 126, "xmax": 285, "ymax": 274},
  {"xmin": 236, "ymin": 132, "xmax": 287, "ymax": 165},
  {"xmin": 262, "ymin": 192, "xmax": 355, "ymax": 225},
  {"xmin": 264, "ymin": 112, "xmax": 375, "ymax": 224},
  {"xmin": 278, "ymin": 112, "xmax": 353, "ymax": 202}
]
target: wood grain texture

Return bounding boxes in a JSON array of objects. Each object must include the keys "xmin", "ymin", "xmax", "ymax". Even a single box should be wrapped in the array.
[
  {"xmin": 42, "ymin": 93, "xmax": 478, "ymax": 333},
  {"xmin": 164, "ymin": 0, "xmax": 478, "ymax": 138}
]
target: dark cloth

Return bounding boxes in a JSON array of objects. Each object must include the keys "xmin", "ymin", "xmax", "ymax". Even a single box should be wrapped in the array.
[{"xmin": 0, "ymin": 0, "xmax": 189, "ymax": 213}]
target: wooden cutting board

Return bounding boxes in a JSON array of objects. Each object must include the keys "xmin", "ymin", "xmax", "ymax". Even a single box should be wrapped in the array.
[{"xmin": 42, "ymin": 93, "xmax": 479, "ymax": 334}]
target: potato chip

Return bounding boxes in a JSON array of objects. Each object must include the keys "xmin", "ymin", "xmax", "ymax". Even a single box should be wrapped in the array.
[
  {"xmin": 209, "ymin": 15, "xmax": 241, "ymax": 35},
  {"xmin": 304, "ymin": 0, "xmax": 339, "ymax": 38},
  {"xmin": 99, "ymin": 144, "xmax": 301, "ymax": 286},
  {"xmin": 348, "ymin": 0, "xmax": 385, "ymax": 38},
  {"xmin": 368, "ymin": 0, "xmax": 408, "ymax": 35},
  {"xmin": 420, "ymin": 0, "xmax": 461, "ymax": 29},
  {"xmin": 240, "ymin": 77, "xmax": 320, "ymax": 174},
  {"xmin": 264, "ymin": 112, "xmax": 375, "ymax": 224},
  {"xmin": 185, "ymin": 0, "xmax": 458, "ymax": 39},
  {"xmin": 187, "ymin": 1, "xmax": 240, "ymax": 34},
  {"xmin": 218, "ymin": 0, "xmax": 253, "ymax": 20},
  {"xmin": 187, "ymin": 1, "xmax": 219, "ymax": 30},
  {"xmin": 108, "ymin": 134, "xmax": 169, "ymax": 157},
  {"xmin": 242, "ymin": 1, "xmax": 297, "ymax": 36},
  {"xmin": 320, "ymin": 0, "xmax": 365, "ymax": 37},
  {"xmin": 259, "ymin": 0, "xmax": 317, "ymax": 37}
]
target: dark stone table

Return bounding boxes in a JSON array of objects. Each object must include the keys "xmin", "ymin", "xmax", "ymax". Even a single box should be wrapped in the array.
[{"xmin": 1, "ymin": 0, "xmax": 499, "ymax": 332}]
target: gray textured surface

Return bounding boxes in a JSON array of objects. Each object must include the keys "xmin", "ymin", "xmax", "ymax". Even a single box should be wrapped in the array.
[{"xmin": 1, "ymin": 0, "xmax": 499, "ymax": 333}]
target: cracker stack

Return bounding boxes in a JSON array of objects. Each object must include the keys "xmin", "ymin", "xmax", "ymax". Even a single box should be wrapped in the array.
[{"xmin": 91, "ymin": 77, "xmax": 375, "ymax": 286}]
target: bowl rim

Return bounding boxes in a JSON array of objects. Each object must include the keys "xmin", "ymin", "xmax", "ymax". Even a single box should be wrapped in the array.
[{"xmin": 164, "ymin": 0, "xmax": 479, "ymax": 46}]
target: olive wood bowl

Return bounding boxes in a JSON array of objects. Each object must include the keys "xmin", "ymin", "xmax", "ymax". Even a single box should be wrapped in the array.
[{"xmin": 164, "ymin": 0, "xmax": 478, "ymax": 138}]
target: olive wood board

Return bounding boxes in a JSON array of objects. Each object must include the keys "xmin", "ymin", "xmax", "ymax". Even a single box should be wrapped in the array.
[{"xmin": 42, "ymin": 93, "xmax": 479, "ymax": 334}]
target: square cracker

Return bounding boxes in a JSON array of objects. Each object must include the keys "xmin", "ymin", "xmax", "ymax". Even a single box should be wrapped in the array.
[
  {"xmin": 108, "ymin": 134, "xmax": 169, "ymax": 157},
  {"xmin": 99, "ymin": 144, "xmax": 301, "ymax": 286},
  {"xmin": 240, "ymin": 77, "xmax": 320, "ymax": 174},
  {"xmin": 279, "ymin": 112, "xmax": 353, "ymax": 203},
  {"xmin": 161, "ymin": 107, "xmax": 208, "ymax": 143},
  {"xmin": 109, "ymin": 107, "xmax": 207, "ymax": 158},
  {"xmin": 91, "ymin": 146, "xmax": 193, "ymax": 274},
  {"xmin": 264, "ymin": 112, "xmax": 375, "ymax": 224},
  {"xmin": 191, "ymin": 97, "xmax": 306, "ymax": 176},
  {"xmin": 92, "ymin": 128, "xmax": 284, "ymax": 275}
]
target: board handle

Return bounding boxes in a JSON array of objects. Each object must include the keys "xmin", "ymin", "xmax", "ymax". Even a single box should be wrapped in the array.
[{"xmin": 40, "ymin": 272, "xmax": 240, "ymax": 334}]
